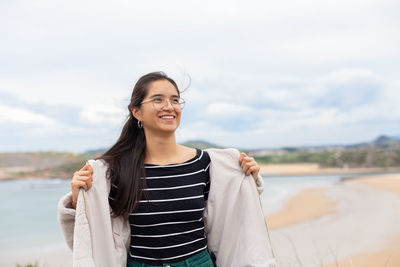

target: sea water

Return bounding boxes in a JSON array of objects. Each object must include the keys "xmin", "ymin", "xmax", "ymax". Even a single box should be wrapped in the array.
[
  {"xmin": 0, "ymin": 172, "xmax": 392, "ymax": 256},
  {"xmin": 0, "ymin": 178, "xmax": 70, "ymax": 253}
]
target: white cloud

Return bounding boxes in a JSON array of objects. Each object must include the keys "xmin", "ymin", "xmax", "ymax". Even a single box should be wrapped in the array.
[
  {"xmin": 0, "ymin": 0, "xmax": 399, "ymax": 151},
  {"xmin": 206, "ymin": 102, "xmax": 255, "ymax": 117},
  {"xmin": 0, "ymin": 105, "xmax": 57, "ymax": 125},
  {"xmin": 176, "ymin": 121, "xmax": 226, "ymax": 142},
  {"xmin": 80, "ymin": 104, "xmax": 126, "ymax": 125}
]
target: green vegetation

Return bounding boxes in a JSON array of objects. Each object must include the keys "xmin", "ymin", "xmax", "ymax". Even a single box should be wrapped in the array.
[
  {"xmin": 0, "ymin": 151, "xmax": 101, "ymax": 180},
  {"xmin": 1, "ymin": 136, "xmax": 399, "ymax": 180},
  {"xmin": 52, "ymin": 152, "xmax": 99, "ymax": 173},
  {"xmin": 16, "ymin": 262, "xmax": 38, "ymax": 267},
  {"xmin": 254, "ymin": 148, "xmax": 400, "ymax": 168}
]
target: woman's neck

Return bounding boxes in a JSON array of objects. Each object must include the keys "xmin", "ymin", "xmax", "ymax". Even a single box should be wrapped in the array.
[{"xmin": 144, "ymin": 132, "xmax": 178, "ymax": 164}]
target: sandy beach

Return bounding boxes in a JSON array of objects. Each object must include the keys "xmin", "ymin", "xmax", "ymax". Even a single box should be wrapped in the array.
[
  {"xmin": 259, "ymin": 163, "xmax": 400, "ymax": 175},
  {"xmin": 267, "ymin": 187, "xmax": 338, "ymax": 230},
  {"xmin": 266, "ymin": 172, "xmax": 400, "ymax": 267}
]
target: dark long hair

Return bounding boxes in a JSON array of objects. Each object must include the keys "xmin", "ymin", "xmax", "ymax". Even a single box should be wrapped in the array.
[{"xmin": 96, "ymin": 71, "xmax": 181, "ymax": 219}]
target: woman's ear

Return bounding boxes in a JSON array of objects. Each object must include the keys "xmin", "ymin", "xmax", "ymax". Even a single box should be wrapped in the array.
[{"xmin": 131, "ymin": 107, "xmax": 142, "ymax": 121}]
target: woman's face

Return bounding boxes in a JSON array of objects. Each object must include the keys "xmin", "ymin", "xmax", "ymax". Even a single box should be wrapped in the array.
[{"xmin": 133, "ymin": 79, "xmax": 182, "ymax": 135}]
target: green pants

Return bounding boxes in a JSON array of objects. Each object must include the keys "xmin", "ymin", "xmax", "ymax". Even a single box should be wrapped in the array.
[{"xmin": 127, "ymin": 248, "xmax": 214, "ymax": 267}]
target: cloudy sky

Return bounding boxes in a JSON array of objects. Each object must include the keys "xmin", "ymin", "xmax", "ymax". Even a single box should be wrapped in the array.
[{"xmin": 1, "ymin": 0, "xmax": 399, "ymax": 152}]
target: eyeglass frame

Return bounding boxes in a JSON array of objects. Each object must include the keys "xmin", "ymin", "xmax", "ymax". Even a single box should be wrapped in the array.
[{"xmin": 140, "ymin": 96, "xmax": 185, "ymax": 110}]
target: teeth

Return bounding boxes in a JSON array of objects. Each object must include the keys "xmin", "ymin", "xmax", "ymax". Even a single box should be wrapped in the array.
[{"xmin": 161, "ymin": 116, "xmax": 174, "ymax": 119}]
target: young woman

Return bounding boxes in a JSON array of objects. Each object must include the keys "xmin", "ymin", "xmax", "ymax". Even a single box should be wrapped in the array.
[{"xmin": 58, "ymin": 72, "xmax": 276, "ymax": 267}]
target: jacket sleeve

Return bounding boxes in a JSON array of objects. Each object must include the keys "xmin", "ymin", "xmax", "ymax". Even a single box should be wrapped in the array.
[
  {"xmin": 204, "ymin": 148, "xmax": 276, "ymax": 267},
  {"xmin": 57, "ymin": 191, "xmax": 76, "ymax": 250}
]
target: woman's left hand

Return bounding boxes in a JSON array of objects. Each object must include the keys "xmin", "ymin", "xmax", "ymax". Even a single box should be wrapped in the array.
[{"xmin": 239, "ymin": 152, "xmax": 260, "ymax": 182}]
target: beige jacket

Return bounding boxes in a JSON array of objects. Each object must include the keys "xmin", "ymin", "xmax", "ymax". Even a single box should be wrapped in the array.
[{"xmin": 58, "ymin": 148, "xmax": 277, "ymax": 267}]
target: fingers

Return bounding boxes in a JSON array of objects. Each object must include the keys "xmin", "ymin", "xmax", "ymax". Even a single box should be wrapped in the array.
[
  {"xmin": 80, "ymin": 162, "xmax": 93, "ymax": 174},
  {"xmin": 73, "ymin": 171, "xmax": 93, "ymax": 183},
  {"xmin": 75, "ymin": 163, "xmax": 93, "ymax": 181},
  {"xmin": 80, "ymin": 162, "xmax": 88, "ymax": 171},
  {"xmin": 75, "ymin": 175, "xmax": 93, "ymax": 188},
  {"xmin": 238, "ymin": 152, "xmax": 246, "ymax": 164},
  {"xmin": 248, "ymin": 166, "xmax": 260, "ymax": 178},
  {"xmin": 75, "ymin": 170, "xmax": 92, "ymax": 177},
  {"xmin": 71, "ymin": 175, "xmax": 92, "ymax": 189},
  {"xmin": 239, "ymin": 152, "xmax": 260, "ymax": 177},
  {"xmin": 242, "ymin": 161, "xmax": 257, "ymax": 175},
  {"xmin": 70, "ymin": 163, "xmax": 93, "ymax": 209},
  {"xmin": 71, "ymin": 164, "xmax": 93, "ymax": 191},
  {"xmin": 240, "ymin": 156, "xmax": 255, "ymax": 170},
  {"xmin": 71, "ymin": 180, "xmax": 89, "ymax": 191}
]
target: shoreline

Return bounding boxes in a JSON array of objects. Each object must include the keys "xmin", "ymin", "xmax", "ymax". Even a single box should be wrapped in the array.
[
  {"xmin": 0, "ymin": 171, "xmax": 72, "ymax": 181},
  {"xmin": 2, "ymin": 164, "xmax": 400, "ymax": 181},
  {"xmin": 266, "ymin": 187, "xmax": 337, "ymax": 230},
  {"xmin": 332, "ymin": 173, "xmax": 400, "ymax": 266},
  {"xmin": 265, "ymin": 172, "xmax": 400, "ymax": 266}
]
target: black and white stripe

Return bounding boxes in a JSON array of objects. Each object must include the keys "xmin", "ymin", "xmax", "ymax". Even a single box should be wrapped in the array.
[
  {"xmin": 113, "ymin": 148, "xmax": 212, "ymax": 265},
  {"xmin": 143, "ymin": 150, "xmax": 204, "ymax": 169}
]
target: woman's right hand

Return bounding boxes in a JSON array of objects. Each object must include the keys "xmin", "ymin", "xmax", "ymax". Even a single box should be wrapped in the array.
[{"xmin": 71, "ymin": 162, "xmax": 93, "ymax": 209}]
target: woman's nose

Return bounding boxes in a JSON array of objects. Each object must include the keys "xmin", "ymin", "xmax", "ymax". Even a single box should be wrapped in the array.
[{"xmin": 162, "ymin": 99, "xmax": 174, "ymax": 110}]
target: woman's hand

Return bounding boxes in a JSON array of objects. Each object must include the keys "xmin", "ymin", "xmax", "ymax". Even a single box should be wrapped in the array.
[
  {"xmin": 70, "ymin": 162, "xmax": 93, "ymax": 209},
  {"xmin": 239, "ymin": 152, "xmax": 260, "ymax": 182}
]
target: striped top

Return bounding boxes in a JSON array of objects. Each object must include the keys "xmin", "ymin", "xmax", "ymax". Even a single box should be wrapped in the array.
[{"xmin": 111, "ymin": 148, "xmax": 211, "ymax": 265}]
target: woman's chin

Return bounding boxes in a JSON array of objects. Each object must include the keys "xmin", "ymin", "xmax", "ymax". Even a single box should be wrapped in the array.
[{"xmin": 151, "ymin": 124, "xmax": 179, "ymax": 134}]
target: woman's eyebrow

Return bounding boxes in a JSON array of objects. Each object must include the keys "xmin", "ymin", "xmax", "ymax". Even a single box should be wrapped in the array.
[{"xmin": 149, "ymin": 93, "xmax": 179, "ymax": 98}]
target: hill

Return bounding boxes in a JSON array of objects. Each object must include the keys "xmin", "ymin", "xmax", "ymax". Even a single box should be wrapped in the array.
[
  {"xmin": 251, "ymin": 135, "xmax": 400, "ymax": 168},
  {"xmin": 0, "ymin": 151, "xmax": 100, "ymax": 180}
]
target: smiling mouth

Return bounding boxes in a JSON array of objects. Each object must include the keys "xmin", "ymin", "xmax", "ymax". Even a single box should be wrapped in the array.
[{"xmin": 159, "ymin": 115, "xmax": 175, "ymax": 119}]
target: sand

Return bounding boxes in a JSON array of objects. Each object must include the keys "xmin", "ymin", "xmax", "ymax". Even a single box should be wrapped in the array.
[
  {"xmin": 264, "ymin": 173, "xmax": 400, "ymax": 267},
  {"xmin": 322, "ymin": 173, "xmax": 400, "ymax": 267},
  {"xmin": 347, "ymin": 173, "xmax": 400, "ymax": 194},
  {"xmin": 260, "ymin": 163, "xmax": 321, "ymax": 175},
  {"xmin": 324, "ymin": 246, "xmax": 400, "ymax": 267},
  {"xmin": 1, "ymin": 244, "xmax": 72, "ymax": 267},
  {"xmin": 267, "ymin": 188, "xmax": 337, "ymax": 229},
  {"xmin": 259, "ymin": 163, "xmax": 400, "ymax": 175}
]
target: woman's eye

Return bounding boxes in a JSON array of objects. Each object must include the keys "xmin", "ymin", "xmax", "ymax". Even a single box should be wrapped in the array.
[
  {"xmin": 171, "ymin": 98, "xmax": 180, "ymax": 104},
  {"xmin": 152, "ymin": 97, "xmax": 163, "ymax": 103}
]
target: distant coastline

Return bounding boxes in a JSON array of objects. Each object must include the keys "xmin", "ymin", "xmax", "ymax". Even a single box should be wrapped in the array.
[
  {"xmin": 1, "ymin": 134, "xmax": 399, "ymax": 181},
  {"xmin": 2, "ymin": 162, "xmax": 400, "ymax": 181},
  {"xmin": 0, "ymin": 151, "xmax": 100, "ymax": 181}
]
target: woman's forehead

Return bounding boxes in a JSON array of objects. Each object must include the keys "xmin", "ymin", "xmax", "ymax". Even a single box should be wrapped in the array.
[{"xmin": 147, "ymin": 80, "xmax": 179, "ymax": 96}]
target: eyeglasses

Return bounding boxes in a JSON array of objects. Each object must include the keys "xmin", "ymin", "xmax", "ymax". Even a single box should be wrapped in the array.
[{"xmin": 141, "ymin": 96, "xmax": 185, "ymax": 110}]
